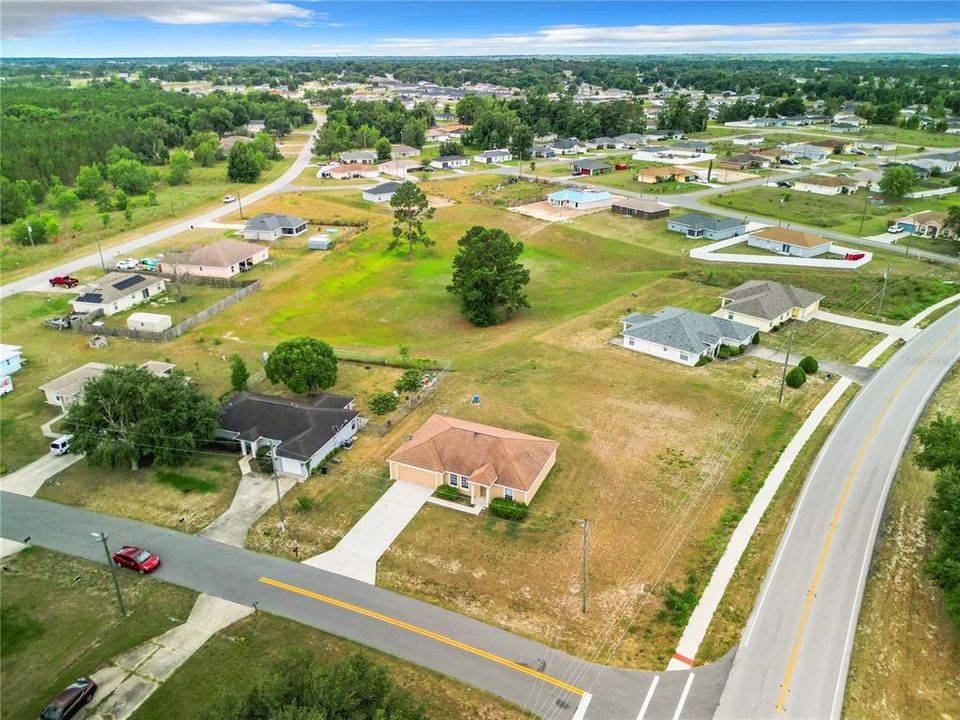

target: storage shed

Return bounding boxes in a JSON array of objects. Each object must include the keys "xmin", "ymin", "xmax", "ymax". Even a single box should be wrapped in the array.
[
  {"xmin": 127, "ymin": 312, "xmax": 173, "ymax": 332},
  {"xmin": 308, "ymin": 234, "xmax": 333, "ymax": 250}
]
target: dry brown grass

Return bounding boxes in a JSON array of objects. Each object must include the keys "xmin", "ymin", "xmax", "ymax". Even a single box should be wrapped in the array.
[{"xmin": 844, "ymin": 366, "xmax": 960, "ymax": 720}]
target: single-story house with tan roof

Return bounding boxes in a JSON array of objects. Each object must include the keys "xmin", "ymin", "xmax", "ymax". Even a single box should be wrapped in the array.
[
  {"xmin": 325, "ymin": 163, "xmax": 380, "ymax": 180},
  {"xmin": 894, "ymin": 211, "xmax": 955, "ymax": 239},
  {"xmin": 713, "ymin": 280, "xmax": 824, "ymax": 332},
  {"xmin": 792, "ymin": 175, "xmax": 859, "ymax": 196},
  {"xmin": 72, "ymin": 272, "xmax": 167, "ymax": 317},
  {"xmin": 390, "ymin": 143, "xmax": 420, "ymax": 159},
  {"xmin": 387, "ymin": 414, "xmax": 559, "ymax": 507},
  {"xmin": 161, "ymin": 238, "xmax": 268, "ymax": 278},
  {"xmin": 636, "ymin": 165, "xmax": 698, "ymax": 184},
  {"xmin": 747, "ymin": 227, "xmax": 833, "ymax": 258},
  {"xmin": 378, "ymin": 159, "xmax": 422, "ymax": 178},
  {"xmin": 39, "ymin": 360, "xmax": 179, "ymax": 407},
  {"xmin": 611, "ymin": 198, "xmax": 670, "ymax": 219}
]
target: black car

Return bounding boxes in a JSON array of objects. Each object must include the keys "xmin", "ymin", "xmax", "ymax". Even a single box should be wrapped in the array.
[
  {"xmin": 776, "ymin": 181, "xmax": 793, "ymax": 188},
  {"xmin": 39, "ymin": 678, "xmax": 97, "ymax": 720}
]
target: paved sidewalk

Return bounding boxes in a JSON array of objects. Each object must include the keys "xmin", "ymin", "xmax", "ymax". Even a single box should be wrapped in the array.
[
  {"xmin": 303, "ymin": 480, "xmax": 434, "ymax": 584},
  {"xmin": 744, "ymin": 346, "xmax": 876, "ymax": 384},
  {"xmin": 812, "ymin": 310, "xmax": 921, "ymax": 339}
]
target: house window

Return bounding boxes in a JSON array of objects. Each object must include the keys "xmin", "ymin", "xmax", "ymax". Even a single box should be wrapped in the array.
[
  {"xmin": 460, "ymin": 477, "xmax": 470, "ymax": 489},
  {"xmin": 728, "ymin": 312, "xmax": 734, "ymax": 320},
  {"xmin": 448, "ymin": 473, "xmax": 458, "ymax": 486},
  {"xmin": 504, "ymin": 487, "xmax": 514, "ymax": 500},
  {"xmin": 680, "ymin": 354, "xmax": 689, "ymax": 361}
]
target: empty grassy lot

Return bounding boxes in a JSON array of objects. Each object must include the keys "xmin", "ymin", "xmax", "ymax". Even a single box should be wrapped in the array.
[
  {"xmin": 0, "ymin": 548, "xmax": 197, "ymax": 720},
  {"xmin": 844, "ymin": 365, "xmax": 960, "ymax": 719},
  {"xmin": 759, "ymin": 319, "xmax": 884, "ymax": 365},
  {"xmin": 854, "ymin": 124, "xmax": 960, "ymax": 148}
]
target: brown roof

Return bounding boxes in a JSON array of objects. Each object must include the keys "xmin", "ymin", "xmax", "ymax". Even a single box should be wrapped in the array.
[
  {"xmin": 752, "ymin": 226, "xmax": 832, "ymax": 249},
  {"xmin": 171, "ymin": 238, "xmax": 266, "ymax": 268},
  {"xmin": 387, "ymin": 415, "xmax": 558, "ymax": 491},
  {"xmin": 332, "ymin": 162, "xmax": 375, "ymax": 173},
  {"xmin": 612, "ymin": 198, "xmax": 670, "ymax": 213},
  {"xmin": 750, "ymin": 148, "xmax": 783, "ymax": 159},
  {"xmin": 900, "ymin": 210, "xmax": 947, "ymax": 225},
  {"xmin": 810, "ymin": 139, "xmax": 847, "ymax": 149},
  {"xmin": 796, "ymin": 175, "xmax": 858, "ymax": 188}
]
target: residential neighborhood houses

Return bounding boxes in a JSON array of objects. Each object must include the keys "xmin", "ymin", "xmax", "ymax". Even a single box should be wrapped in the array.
[
  {"xmin": 72, "ymin": 272, "xmax": 167, "ymax": 316},
  {"xmin": 713, "ymin": 280, "xmax": 824, "ymax": 331},
  {"xmin": 747, "ymin": 226, "xmax": 834, "ymax": 258},
  {"xmin": 242, "ymin": 212, "xmax": 308, "ymax": 241},
  {"xmin": 667, "ymin": 213, "xmax": 748, "ymax": 240},
  {"xmin": 619, "ymin": 307, "xmax": 758, "ymax": 366},
  {"xmin": 161, "ymin": 238, "xmax": 268, "ymax": 278}
]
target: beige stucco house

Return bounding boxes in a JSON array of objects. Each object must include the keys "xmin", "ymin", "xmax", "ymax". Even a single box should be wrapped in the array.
[
  {"xmin": 713, "ymin": 280, "xmax": 824, "ymax": 332},
  {"xmin": 387, "ymin": 415, "xmax": 559, "ymax": 507},
  {"xmin": 161, "ymin": 238, "xmax": 268, "ymax": 278}
]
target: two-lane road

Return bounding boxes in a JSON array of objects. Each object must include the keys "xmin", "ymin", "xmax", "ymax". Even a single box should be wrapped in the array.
[{"xmin": 716, "ymin": 304, "xmax": 960, "ymax": 719}]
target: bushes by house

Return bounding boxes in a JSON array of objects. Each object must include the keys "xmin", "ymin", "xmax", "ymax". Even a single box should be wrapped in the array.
[
  {"xmin": 489, "ymin": 497, "xmax": 529, "ymax": 522},
  {"xmin": 785, "ymin": 366, "xmax": 807, "ymax": 388},
  {"xmin": 369, "ymin": 391, "xmax": 401, "ymax": 415},
  {"xmin": 434, "ymin": 484, "xmax": 461, "ymax": 502},
  {"xmin": 717, "ymin": 344, "xmax": 745, "ymax": 359}
]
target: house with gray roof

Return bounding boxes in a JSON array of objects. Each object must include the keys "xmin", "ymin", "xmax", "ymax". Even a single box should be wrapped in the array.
[
  {"xmin": 614, "ymin": 133, "xmax": 645, "ymax": 148},
  {"xmin": 218, "ymin": 391, "xmax": 360, "ymax": 478},
  {"xmin": 667, "ymin": 213, "xmax": 747, "ymax": 240},
  {"xmin": 571, "ymin": 158, "xmax": 612, "ymax": 176},
  {"xmin": 619, "ymin": 307, "xmax": 758, "ymax": 366},
  {"xmin": 362, "ymin": 181, "xmax": 402, "ymax": 203},
  {"xmin": 243, "ymin": 213, "xmax": 308, "ymax": 242},
  {"xmin": 713, "ymin": 280, "xmax": 824, "ymax": 332},
  {"xmin": 551, "ymin": 138, "xmax": 587, "ymax": 155},
  {"xmin": 72, "ymin": 272, "xmax": 167, "ymax": 317},
  {"xmin": 339, "ymin": 150, "xmax": 377, "ymax": 164}
]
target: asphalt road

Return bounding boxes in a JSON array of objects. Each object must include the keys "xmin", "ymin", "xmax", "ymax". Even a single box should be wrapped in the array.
[
  {"xmin": 716, "ymin": 304, "xmax": 960, "ymax": 719},
  {"xmin": 0, "ymin": 492, "xmax": 734, "ymax": 720},
  {"xmin": 0, "ymin": 120, "xmax": 321, "ymax": 300}
]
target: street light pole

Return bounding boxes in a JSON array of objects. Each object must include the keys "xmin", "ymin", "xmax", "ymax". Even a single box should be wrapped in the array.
[{"xmin": 92, "ymin": 532, "xmax": 126, "ymax": 617}]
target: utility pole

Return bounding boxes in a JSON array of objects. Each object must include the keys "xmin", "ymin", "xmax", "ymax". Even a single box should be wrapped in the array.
[
  {"xmin": 857, "ymin": 192, "xmax": 870, "ymax": 235},
  {"xmin": 877, "ymin": 261, "xmax": 892, "ymax": 320},
  {"xmin": 92, "ymin": 532, "xmax": 126, "ymax": 617},
  {"xmin": 581, "ymin": 519, "xmax": 589, "ymax": 614},
  {"xmin": 270, "ymin": 446, "xmax": 285, "ymax": 533},
  {"xmin": 26, "ymin": 222, "xmax": 34, "ymax": 248},
  {"xmin": 237, "ymin": 190, "xmax": 245, "ymax": 220},
  {"xmin": 96, "ymin": 238, "xmax": 106, "ymax": 274},
  {"xmin": 778, "ymin": 322, "xmax": 796, "ymax": 404}
]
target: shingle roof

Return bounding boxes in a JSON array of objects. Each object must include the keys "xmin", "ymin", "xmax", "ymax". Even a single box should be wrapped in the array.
[
  {"xmin": 719, "ymin": 281, "xmax": 824, "ymax": 321},
  {"xmin": 621, "ymin": 307, "xmax": 757, "ymax": 354},
  {"xmin": 572, "ymin": 159, "xmax": 612, "ymax": 170},
  {"xmin": 552, "ymin": 138, "xmax": 581, "ymax": 149},
  {"xmin": 796, "ymin": 175, "xmax": 858, "ymax": 188},
  {"xmin": 74, "ymin": 272, "xmax": 162, "ymax": 305},
  {"xmin": 387, "ymin": 414, "xmax": 559, "ymax": 492},
  {"xmin": 670, "ymin": 213, "xmax": 746, "ymax": 232},
  {"xmin": 340, "ymin": 150, "xmax": 376, "ymax": 161},
  {"xmin": 38, "ymin": 362, "xmax": 110, "ymax": 396},
  {"xmin": 751, "ymin": 226, "xmax": 832, "ymax": 249},
  {"xmin": 244, "ymin": 213, "xmax": 306, "ymax": 232},
  {"xmin": 611, "ymin": 198, "xmax": 670, "ymax": 213},
  {"xmin": 220, "ymin": 392, "xmax": 358, "ymax": 462},
  {"xmin": 170, "ymin": 238, "xmax": 266, "ymax": 268},
  {"xmin": 365, "ymin": 181, "xmax": 402, "ymax": 195}
]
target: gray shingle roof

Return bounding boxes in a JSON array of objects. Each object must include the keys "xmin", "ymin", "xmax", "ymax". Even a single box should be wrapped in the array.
[
  {"xmin": 572, "ymin": 159, "xmax": 612, "ymax": 170},
  {"xmin": 366, "ymin": 181, "xmax": 402, "ymax": 195},
  {"xmin": 719, "ymin": 281, "xmax": 824, "ymax": 321},
  {"xmin": 245, "ymin": 213, "xmax": 307, "ymax": 232},
  {"xmin": 670, "ymin": 213, "xmax": 746, "ymax": 232},
  {"xmin": 622, "ymin": 307, "xmax": 757, "ymax": 354},
  {"xmin": 220, "ymin": 392, "xmax": 358, "ymax": 462}
]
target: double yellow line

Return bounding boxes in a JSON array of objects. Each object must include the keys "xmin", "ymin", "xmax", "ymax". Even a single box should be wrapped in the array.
[{"xmin": 259, "ymin": 576, "xmax": 584, "ymax": 696}]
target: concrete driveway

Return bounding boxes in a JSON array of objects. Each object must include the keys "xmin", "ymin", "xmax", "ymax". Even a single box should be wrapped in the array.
[{"xmin": 303, "ymin": 480, "xmax": 434, "ymax": 584}]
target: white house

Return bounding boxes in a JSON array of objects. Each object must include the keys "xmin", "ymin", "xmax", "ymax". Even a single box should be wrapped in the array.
[
  {"xmin": 323, "ymin": 163, "xmax": 381, "ymax": 180},
  {"xmin": 0, "ymin": 344, "xmax": 23, "ymax": 376},
  {"xmin": 362, "ymin": 181, "xmax": 402, "ymax": 203},
  {"xmin": 619, "ymin": 307, "xmax": 757, "ymax": 366},
  {"xmin": 787, "ymin": 143, "xmax": 831, "ymax": 162},
  {"xmin": 378, "ymin": 159, "xmax": 421, "ymax": 178},
  {"xmin": 339, "ymin": 150, "xmax": 377, "ymax": 164},
  {"xmin": 218, "ymin": 392, "xmax": 361, "ymax": 478},
  {"xmin": 38, "ymin": 360, "xmax": 178, "ymax": 407},
  {"xmin": 713, "ymin": 280, "xmax": 824, "ymax": 332},
  {"xmin": 429, "ymin": 155, "xmax": 470, "ymax": 170},
  {"xmin": 72, "ymin": 272, "xmax": 167, "ymax": 317},
  {"xmin": 390, "ymin": 144, "xmax": 420, "ymax": 159},
  {"xmin": 747, "ymin": 227, "xmax": 833, "ymax": 258},
  {"xmin": 732, "ymin": 134, "xmax": 765, "ymax": 146},
  {"xmin": 551, "ymin": 138, "xmax": 587, "ymax": 155},
  {"xmin": 242, "ymin": 213, "xmax": 308, "ymax": 241},
  {"xmin": 547, "ymin": 188, "xmax": 613, "ymax": 210},
  {"xmin": 473, "ymin": 148, "xmax": 512, "ymax": 164},
  {"xmin": 792, "ymin": 175, "xmax": 860, "ymax": 196}
]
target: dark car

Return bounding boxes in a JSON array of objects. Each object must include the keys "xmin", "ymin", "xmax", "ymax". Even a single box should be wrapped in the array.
[
  {"xmin": 39, "ymin": 678, "xmax": 97, "ymax": 720},
  {"xmin": 776, "ymin": 180, "xmax": 794, "ymax": 188},
  {"xmin": 112, "ymin": 546, "xmax": 161, "ymax": 574},
  {"xmin": 49, "ymin": 276, "xmax": 80, "ymax": 288}
]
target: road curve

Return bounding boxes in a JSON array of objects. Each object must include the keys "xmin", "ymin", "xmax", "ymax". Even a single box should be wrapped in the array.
[
  {"xmin": 716, "ymin": 305, "xmax": 960, "ymax": 719},
  {"xmin": 0, "ymin": 121, "xmax": 321, "ymax": 300}
]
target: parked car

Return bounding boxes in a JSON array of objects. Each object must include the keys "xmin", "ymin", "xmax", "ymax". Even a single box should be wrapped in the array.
[
  {"xmin": 223, "ymin": 194, "xmax": 236, "ymax": 203},
  {"xmin": 114, "ymin": 258, "xmax": 138, "ymax": 270},
  {"xmin": 50, "ymin": 435, "xmax": 72, "ymax": 455},
  {"xmin": 112, "ymin": 546, "xmax": 161, "ymax": 574},
  {"xmin": 776, "ymin": 181, "xmax": 793, "ymax": 188},
  {"xmin": 850, "ymin": 148, "xmax": 867, "ymax": 155},
  {"xmin": 887, "ymin": 225, "xmax": 905, "ymax": 234},
  {"xmin": 44, "ymin": 317, "xmax": 72, "ymax": 330},
  {"xmin": 779, "ymin": 158, "xmax": 799, "ymax": 166},
  {"xmin": 39, "ymin": 678, "xmax": 97, "ymax": 720},
  {"xmin": 49, "ymin": 275, "xmax": 80, "ymax": 288},
  {"xmin": 614, "ymin": 163, "xmax": 629, "ymax": 170}
]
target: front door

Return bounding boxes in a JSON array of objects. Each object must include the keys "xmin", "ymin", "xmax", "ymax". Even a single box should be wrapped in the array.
[{"xmin": 476, "ymin": 486, "xmax": 487, "ymax": 508}]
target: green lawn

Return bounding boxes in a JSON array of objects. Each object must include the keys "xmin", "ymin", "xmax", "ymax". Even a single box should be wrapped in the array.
[
  {"xmin": 760, "ymin": 319, "xmax": 884, "ymax": 365},
  {"xmin": 856, "ymin": 124, "xmax": 960, "ymax": 148},
  {"xmin": 100, "ymin": 283, "xmax": 238, "ymax": 329},
  {"xmin": 1, "ymin": 548, "xmax": 197, "ymax": 720}
]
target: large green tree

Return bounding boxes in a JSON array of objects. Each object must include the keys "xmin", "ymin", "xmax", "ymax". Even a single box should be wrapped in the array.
[
  {"xmin": 10, "ymin": 213, "xmax": 58, "ymax": 245},
  {"xmin": 879, "ymin": 165, "xmax": 916, "ymax": 198},
  {"xmin": 264, "ymin": 337, "xmax": 338, "ymax": 394},
  {"xmin": 227, "ymin": 141, "xmax": 262, "ymax": 183},
  {"xmin": 447, "ymin": 225, "xmax": 531, "ymax": 327},
  {"xmin": 1, "ymin": 176, "xmax": 32, "ymax": 223},
  {"xmin": 166, "ymin": 149, "xmax": 192, "ymax": 186},
  {"xmin": 388, "ymin": 182, "xmax": 435, "ymax": 257},
  {"xmin": 66, "ymin": 365, "xmax": 220, "ymax": 471},
  {"xmin": 75, "ymin": 165, "xmax": 105, "ymax": 200}
]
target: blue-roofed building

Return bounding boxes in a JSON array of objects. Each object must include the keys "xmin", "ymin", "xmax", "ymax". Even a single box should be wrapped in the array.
[
  {"xmin": 547, "ymin": 188, "xmax": 614, "ymax": 210},
  {"xmin": 71, "ymin": 272, "xmax": 167, "ymax": 317},
  {"xmin": 619, "ymin": 307, "xmax": 758, "ymax": 366}
]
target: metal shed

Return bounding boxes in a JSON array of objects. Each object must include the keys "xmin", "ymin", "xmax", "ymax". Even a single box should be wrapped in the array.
[{"xmin": 308, "ymin": 234, "xmax": 332, "ymax": 250}]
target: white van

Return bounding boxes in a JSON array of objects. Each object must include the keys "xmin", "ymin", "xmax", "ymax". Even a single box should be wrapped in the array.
[{"xmin": 50, "ymin": 435, "xmax": 72, "ymax": 456}]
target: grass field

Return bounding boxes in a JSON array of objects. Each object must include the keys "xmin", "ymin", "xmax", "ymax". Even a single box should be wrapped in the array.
[
  {"xmin": 134, "ymin": 610, "xmax": 524, "ymax": 720},
  {"xmin": 707, "ymin": 185, "xmax": 960, "ymax": 238},
  {"xmin": 0, "ymin": 548, "xmax": 197, "ymax": 720},
  {"xmin": 844, "ymin": 365, "xmax": 960, "ymax": 719},
  {"xmin": 759, "ymin": 319, "xmax": 884, "ymax": 365},
  {"xmin": 856, "ymin": 124, "xmax": 960, "ymax": 148}
]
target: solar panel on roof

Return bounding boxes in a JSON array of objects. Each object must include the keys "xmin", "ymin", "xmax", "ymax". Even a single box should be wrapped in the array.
[
  {"xmin": 75, "ymin": 293, "xmax": 103, "ymax": 303},
  {"xmin": 112, "ymin": 274, "xmax": 145, "ymax": 291}
]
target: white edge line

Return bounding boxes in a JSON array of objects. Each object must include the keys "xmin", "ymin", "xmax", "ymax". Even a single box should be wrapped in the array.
[
  {"xmin": 828, "ymin": 331, "xmax": 960, "ymax": 718},
  {"xmin": 671, "ymin": 673, "xmax": 695, "ymax": 720},
  {"xmin": 635, "ymin": 675, "xmax": 660, "ymax": 720},
  {"xmin": 571, "ymin": 691, "xmax": 593, "ymax": 720}
]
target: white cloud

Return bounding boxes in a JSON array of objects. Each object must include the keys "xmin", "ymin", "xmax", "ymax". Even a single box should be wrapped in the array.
[
  {"xmin": 1, "ymin": 0, "xmax": 313, "ymax": 39},
  {"xmin": 314, "ymin": 21, "xmax": 960, "ymax": 56}
]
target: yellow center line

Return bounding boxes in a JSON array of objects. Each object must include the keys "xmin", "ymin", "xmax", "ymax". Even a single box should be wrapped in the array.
[
  {"xmin": 258, "ymin": 576, "xmax": 585, "ymax": 696},
  {"xmin": 774, "ymin": 336, "xmax": 954, "ymax": 712}
]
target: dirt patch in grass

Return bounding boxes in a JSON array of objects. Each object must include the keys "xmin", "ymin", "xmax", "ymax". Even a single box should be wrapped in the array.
[
  {"xmin": 0, "ymin": 548, "xmax": 197, "ymax": 720},
  {"xmin": 134, "ymin": 611, "xmax": 523, "ymax": 720},
  {"xmin": 844, "ymin": 366, "xmax": 960, "ymax": 719}
]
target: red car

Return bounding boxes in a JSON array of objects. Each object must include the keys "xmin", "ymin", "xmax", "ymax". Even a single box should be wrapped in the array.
[
  {"xmin": 39, "ymin": 678, "xmax": 97, "ymax": 719},
  {"xmin": 49, "ymin": 276, "xmax": 80, "ymax": 288},
  {"xmin": 112, "ymin": 546, "xmax": 161, "ymax": 574}
]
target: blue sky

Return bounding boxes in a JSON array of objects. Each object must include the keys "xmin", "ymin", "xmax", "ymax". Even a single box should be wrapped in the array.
[{"xmin": 2, "ymin": 1, "xmax": 959, "ymax": 57}]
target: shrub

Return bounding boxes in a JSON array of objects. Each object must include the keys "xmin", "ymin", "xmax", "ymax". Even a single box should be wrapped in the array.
[
  {"xmin": 752, "ymin": 332, "xmax": 760, "ymax": 345},
  {"xmin": 369, "ymin": 391, "xmax": 400, "ymax": 415},
  {"xmin": 695, "ymin": 355, "xmax": 713, "ymax": 367},
  {"xmin": 785, "ymin": 366, "xmax": 807, "ymax": 388},
  {"xmin": 394, "ymin": 367, "xmax": 424, "ymax": 394},
  {"xmin": 295, "ymin": 496, "xmax": 314, "ymax": 512},
  {"xmin": 799, "ymin": 356, "xmax": 819, "ymax": 374},
  {"xmin": 717, "ymin": 344, "xmax": 744, "ymax": 359},
  {"xmin": 434, "ymin": 484, "xmax": 461, "ymax": 502},
  {"xmin": 489, "ymin": 497, "xmax": 528, "ymax": 522}
]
